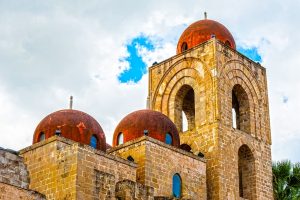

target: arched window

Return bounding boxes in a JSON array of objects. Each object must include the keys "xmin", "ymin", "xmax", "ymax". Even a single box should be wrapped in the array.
[
  {"xmin": 238, "ymin": 145, "xmax": 256, "ymax": 199},
  {"xmin": 232, "ymin": 84, "xmax": 250, "ymax": 133},
  {"xmin": 165, "ymin": 133, "xmax": 172, "ymax": 145},
  {"xmin": 181, "ymin": 42, "xmax": 188, "ymax": 52},
  {"xmin": 90, "ymin": 135, "xmax": 97, "ymax": 149},
  {"xmin": 172, "ymin": 173, "xmax": 182, "ymax": 198},
  {"xmin": 175, "ymin": 85, "xmax": 195, "ymax": 132},
  {"xmin": 180, "ymin": 144, "xmax": 192, "ymax": 152},
  {"xmin": 232, "ymin": 91, "xmax": 239, "ymax": 129},
  {"xmin": 38, "ymin": 132, "xmax": 45, "ymax": 142},
  {"xmin": 117, "ymin": 132, "xmax": 124, "ymax": 145}
]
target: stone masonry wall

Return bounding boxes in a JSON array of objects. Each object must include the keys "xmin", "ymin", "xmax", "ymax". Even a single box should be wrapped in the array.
[
  {"xmin": 148, "ymin": 39, "xmax": 273, "ymax": 199},
  {"xmin": 20, "ymin": 136, "xmax": 153, "ymax": 200},
  {"xmin": 149, "ymin": 39, "xmax": 220, "ymax": 199},
  {"xmin": 0, "ymin": 148, "xmax": 29, "ymax": 189},
  {"xmin": 0, "ymin": 182, "xmax": 45, "ymax": 200},
  {"xmin": 109, "ymin": 141, "xmax": 146, "ymax": 184},
  {"xmin": 20, "ymin": 137, "xmax": 78, "ymax": 200},
  {"xmin": 75, "ymin": 140, "xmax": 153, "ymax": 200},
  {"xmin": 216, "ymin": 41, "xmax": 273, "ymax": 199},
  {"xmin": 109, "ymin": 136, "xmax": 206, "ymax": 199}
]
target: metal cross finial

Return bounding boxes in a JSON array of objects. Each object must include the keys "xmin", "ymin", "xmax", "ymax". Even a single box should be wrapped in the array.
[
  {"xmin": 204, "ymin": 12, "xmax": 207, "ymax": 19},
  {"xmin": 69, "ymin": 96, "xmax": 73, "ymax": 109}
]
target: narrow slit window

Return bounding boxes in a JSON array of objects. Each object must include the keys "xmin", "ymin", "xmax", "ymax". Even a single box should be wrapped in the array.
[
  {"xmin": 90, "ymin": 135, "xmax": 97, "ymax": 149},
  {"xmin": 181, "ymin": 42, "xmax": 188, "ymax": 52}
]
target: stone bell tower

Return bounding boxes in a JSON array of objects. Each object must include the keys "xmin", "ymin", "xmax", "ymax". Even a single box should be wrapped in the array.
[{"xmin": 148, "ymin": 16, "xmax": 273, "ymax": 200}]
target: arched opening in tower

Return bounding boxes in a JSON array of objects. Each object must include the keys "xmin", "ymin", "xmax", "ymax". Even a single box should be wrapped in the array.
[
  {"xmin": 232, "ymin": 84, "xmax": 250, "ymax": 133},
  {"xmin": 238, "ymin": 144, "xmax": 256, "ymax": 199},
  {"xmin": 175, "ymin": 85, "xmax": 195, "ymax": 132}
]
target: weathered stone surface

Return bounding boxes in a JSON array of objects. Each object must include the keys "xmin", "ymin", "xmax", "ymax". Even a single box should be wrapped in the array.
[
  {"xmin": 0, "ymin": 182, "xmax": 45, "ymax": 200},
  {"xmin": 148, "ymin": 38, "xmax": 273, "ymax": 200},
  {"xmin": 0, "ymin": 149, "xmax": 29, "ymax": 189},
  {"xmin": 109, "ymin": 136, "xmax": 206, "ymax": 199},
  {"xmin": 20, "ymin": 136, "xmax": 153, "ymax": 200}
]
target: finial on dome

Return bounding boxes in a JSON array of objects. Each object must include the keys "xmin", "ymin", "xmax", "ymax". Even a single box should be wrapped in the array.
[
  {"xmin": 204, "ymin": 12, "xmax": 207, "ymax": 19},
  {"xmin": 69, "ymin": 96, "xmax": 73, "ymax": 109}
]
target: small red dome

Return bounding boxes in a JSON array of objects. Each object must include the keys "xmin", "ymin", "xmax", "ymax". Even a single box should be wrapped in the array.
[
  {"xmin": 177, "ymin": 19, "xmax": 235, "ymax": 54},
  {"xmin": 113, "ymin": 109, "xmax": 180, "ymax": 147},
  {"xmin": 33, "ymin": 109, "xmax": 106, "ymax": 151}
]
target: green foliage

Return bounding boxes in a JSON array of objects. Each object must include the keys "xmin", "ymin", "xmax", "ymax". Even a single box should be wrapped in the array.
[{"xmin": 272, "ymin": 160, "xmax": 300, "ymax": 200}]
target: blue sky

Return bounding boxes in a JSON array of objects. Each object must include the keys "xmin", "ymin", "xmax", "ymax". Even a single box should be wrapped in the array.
[
  {"xmin": 119, "ymin": 36, "xmax": 154, "ymax": 83},
  {"xmin": 238, "ymin": 47, "xmax": 262, "ymax": 63}
]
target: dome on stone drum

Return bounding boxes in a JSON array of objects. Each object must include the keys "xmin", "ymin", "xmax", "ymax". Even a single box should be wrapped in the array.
[
  {"xmin": 113, "ymin": 109, "xmax": 180, "ymax": 147},
  {"xmin": 177, "ymin": 19, "xmax": 235, "ymax": 54},
  {"xmin": 33, "ymin": 109, "xmax": 106, "ymax": 151}
]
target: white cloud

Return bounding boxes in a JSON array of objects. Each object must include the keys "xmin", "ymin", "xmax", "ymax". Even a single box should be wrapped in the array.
[{"xmin": 0, "ymin": 0, "xmax": 299, "ymax": 163}]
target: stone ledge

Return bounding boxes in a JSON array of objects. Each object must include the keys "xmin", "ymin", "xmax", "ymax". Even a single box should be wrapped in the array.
[
  {"xmin": 108, "ymin": 136, "xmax": 206, "ymax": 163},
  {"xmin": 0, "ymin": 147, "xmax": 19, "ymax": 155},
  {"xmin": 19, "ymin": 135, "xmax": 73, "ymax": 154},
  {"xmin": 19, "ymin": 136, "xmax": 137, "ymax": 168}
]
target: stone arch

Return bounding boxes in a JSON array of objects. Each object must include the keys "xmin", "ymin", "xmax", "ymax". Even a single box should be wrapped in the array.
[
  {"xmin": 233, "ymin": 137, "xmax": 258, "ymax": 159},
  {"xmin": 155, "ymin": 64, "xmax": 213, "ymax": 130},
  {"xmin": 174, "ymin": 84, "xmax": 195, "ymax": 132},
  {"xmin": 238, "ymin": 144, "xmax": 257, "ymax": 199},
  {"xmin": 152, "ymin": 57, "xmax": 213, "ymax": 114},
  {"xmin": 232, "ymin": 84, "xmax": 251, "ymax": 133},
  {"xmin": 231, "ymin": 137, "xmax": 259, "ymax": 199},
  {"xmin": 180, "ymin": 134, "xmax": 207, "ymax": 158},
  {"xmin": 219, "ymin": 59, "xmax": 263, "ymax": 106},
  {"xmin": 229, "ymin": 76, "xmax": 258, "ymax": 138},
  {"xmin": 219, "ymin": 60, "xmax": 263, "ymax": 139},
  {"xmin": 168, "ymin": 76, "xmax": 207, "ymax": 131},
  {"xmin": 160, "ymin": 69, "xmax": 201, "ymax": 114}
]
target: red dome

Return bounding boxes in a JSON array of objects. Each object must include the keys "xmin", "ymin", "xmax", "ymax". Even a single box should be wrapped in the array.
[
  {"xmin": 113, "ymin": 109, "xmax": 180, "ymax": 147},
  {"xmin": 177, "ymin": 19, "xmax": 235, "ymax": 54},
  {"xmin": 33, "ymin": 109, "xmax": 106, "ymax": 151}
]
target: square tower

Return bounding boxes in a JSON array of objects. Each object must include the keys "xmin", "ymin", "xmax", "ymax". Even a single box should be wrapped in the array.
[{"xmin": 148, "ymin": 37, "xmax": 273, "ymax": 199}]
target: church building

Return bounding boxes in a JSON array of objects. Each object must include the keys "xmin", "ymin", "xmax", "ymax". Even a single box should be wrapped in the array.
[{"xmin": 0, "ymin": 15, "xmax": 274, "ymax": 200}]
